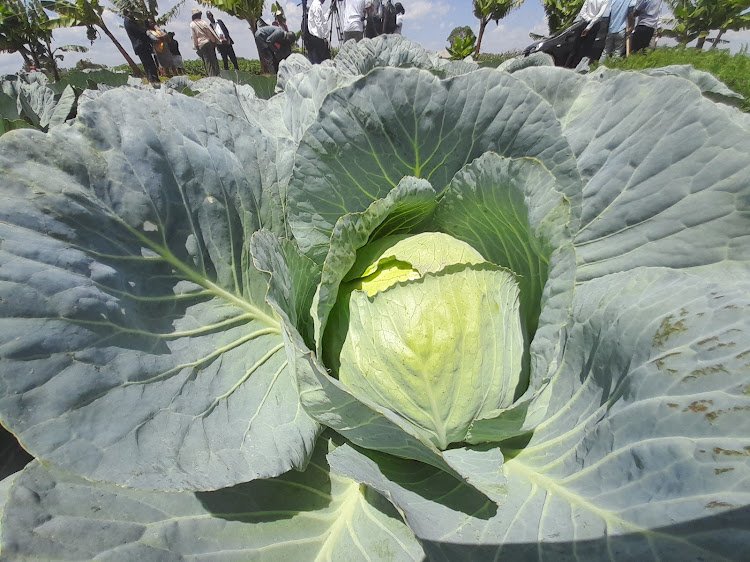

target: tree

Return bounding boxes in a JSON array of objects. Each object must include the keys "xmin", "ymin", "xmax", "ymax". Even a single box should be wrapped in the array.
[
  {"xmin": 44, "ymin": 0, "xmax": 143, "ymax": 77},
  {"xmin": 0, "ymin": 1, "xmax": 39, "ymax": 69},
  {"xmin": 472, "ymin": 0, "xmax": 525, "ymax": 57},
  {"xmin": 1, "ymin": 1, "xmax": 65, "ymax": 80},
  {"xmin": 198, "ymin": 0, "xmax": 269, "ymax": 72},
  {"xmin": 663, "ymin": 0, "xmax": 750, "ymax": 49},
  {"xmin": 540, "ymin": 0, "xmax": 584, "ymax": 34},
  {"xmin": 107, "ymin": 0, "xmax": 186, "ymax": 25}
]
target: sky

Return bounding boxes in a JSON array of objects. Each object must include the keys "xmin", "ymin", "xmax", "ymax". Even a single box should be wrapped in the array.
[{"xmin": 2, "ymin": 0, "xmax": 750, "ymax": 74}]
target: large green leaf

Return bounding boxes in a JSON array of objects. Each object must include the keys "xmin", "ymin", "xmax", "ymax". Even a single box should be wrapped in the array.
[
  {"xmin": 0, "ymin": 88, "xmax": 317, "ymax": 491},
  {"xmin": 558, "ymin": 72, "xmax": 750, "ymax": 281},
  {"xmin": 329, "ymin": 267, "xmax": 750, "ymax": 558},
  {"xmin": 46, "ymin": 83, "xmax": 76, "ymax": 128},
  {"xmin": 287, "ymin": 67, "xmax": 581, "ymax": 263},
  {"xmin": 219, "ymin": 70, "xmax": 278, "ymax": 99},
  {"xmin": 277, "ymin": 61, "xmax": 358, "ymax": 143},
  {"xmin": 0, "ymin": 437, "xmax": 424, "ymax": 561},
  {"xmin": 0, "ymin": 91, "xmax": 19, "ymax": 121}
]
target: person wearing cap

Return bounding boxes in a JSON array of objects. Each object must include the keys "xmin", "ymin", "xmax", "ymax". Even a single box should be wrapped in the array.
[
  {"xmin": 206, "ymin": 11, "xmax": 239, "ymax": 70},
  {"xmin": 255, "ymin": 25, "xmax": 297, "ymax": 74},
  {"xmin": 271, "ymin": 9, "xmax": 293, "ymax": 61},
  {"xmin": 190, "ymin": 9, "xmax": 222, "ymax": 76}
]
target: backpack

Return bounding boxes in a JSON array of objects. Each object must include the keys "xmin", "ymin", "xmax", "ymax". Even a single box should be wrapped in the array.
[{"xmin": 382, "ymin": 0, "xmax": 397, "ymax": 34}]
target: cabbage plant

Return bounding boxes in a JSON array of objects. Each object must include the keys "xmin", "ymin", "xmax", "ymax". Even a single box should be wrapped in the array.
[{"xmin": 1, "ymin": 36, "xmax": 749, "ymax": 559}]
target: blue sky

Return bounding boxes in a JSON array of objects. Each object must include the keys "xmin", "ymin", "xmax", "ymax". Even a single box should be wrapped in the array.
[{"xmin": 1, "ymin": 1, "xmax": 749, "ymax": 74}]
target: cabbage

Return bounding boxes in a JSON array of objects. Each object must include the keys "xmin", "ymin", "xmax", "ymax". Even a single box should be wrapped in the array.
[{"xmin": 0, "ymin": 36, "xmax": 749, "ymax": 560}]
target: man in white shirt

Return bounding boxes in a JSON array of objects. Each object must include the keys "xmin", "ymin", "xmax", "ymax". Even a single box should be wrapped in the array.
[
  {"xmin": 307, "ymin": 0, "xmax": 332, "ymax": 64},
  {"xmin": 630, "ymin": 0, "xmax": 662, "ymax": 52},
  {"xmin": 189, "ymin": 9, "xmax": 222, "ymax": 76},
  {"xmin": 342, "ymin": 0, "xmax": 372, "ymax": 43},
  {"xmin": 564, "ymin": 0, "xmax": 610, "ymax": 68},
  {"xmin": 394, "ymin": 2, "xmax": 404, "ymax": 35}
]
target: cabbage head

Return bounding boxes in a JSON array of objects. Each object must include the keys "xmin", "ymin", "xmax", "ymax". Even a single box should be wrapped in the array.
[{"xmin": 1, "ymin": 37, "xmax": 749, "ymax": 560}]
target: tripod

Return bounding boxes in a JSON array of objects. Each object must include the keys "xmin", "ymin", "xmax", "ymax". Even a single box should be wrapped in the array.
[{"xmin": 328, "ymin": 0, "xmax": 344, "ymax": 45}]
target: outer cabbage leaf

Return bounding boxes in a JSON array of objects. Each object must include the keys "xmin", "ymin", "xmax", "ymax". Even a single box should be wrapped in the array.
[
  {"xmin": 288, "ymin": 67, "xmax": 581, "ymax": 263},
  {"xmin": 332, "ymin": 34, "xmax": 477, "ymax": 77},
  {"xmin": 497, "ymin": 52, "xmax": 554, "ymax": 73},
  {"xmin": 0, "ymin": 88, "xmax": 317, "ymax": 491},
  {"xmin": 278, "ymin": 64, "xmax": 357, "ymax": 143},
  {"xmin": 512, "ymin": 66, "xmax": 589, "ymax": 121},
  {"xmin": 560, "ymin": 73, "xmax": 750, "ymax": 281},
  {"xmin": 0, "ymin": 437, "xmax": 424, "ymax": 561},
  {"xmin": 592, "ymin": 65, "xmax": 744, "ymax": 106},
  {"xmin": 330, "ymin": 267, "xmax": 750, "ymax": 559}
]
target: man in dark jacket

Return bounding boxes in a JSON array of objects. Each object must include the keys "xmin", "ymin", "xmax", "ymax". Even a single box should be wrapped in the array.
[
  {"xmin": 206, "ymin": 11, "xmax": 239, "ymax": 70},
  {"xmin": 123, "ymin": 10, "xmax": 160, "ymax": 83}
]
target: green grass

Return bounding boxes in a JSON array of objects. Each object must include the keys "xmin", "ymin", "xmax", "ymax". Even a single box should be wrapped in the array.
[
  {"xmin": 111, "ymin": 57, "xmax": 264, "ymax": 79},
  {"xmin": 476, "ymin": 50, "xmax": 523, "ymax": 68},
  {"xmin": 596, "ymin": 46, "xmax": 750, "ymax": 111}
]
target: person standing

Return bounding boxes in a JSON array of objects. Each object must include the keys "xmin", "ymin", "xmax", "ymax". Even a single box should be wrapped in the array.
[
  {"xmin": 342, "ymin": 0, "xmax": 372, "ymax": 43},
  {"xmin": 630, "ymin": 0, "xmax": 662, "ymax": 52},
  {"xmin": 307, "ymin": 0, "xmax": 332, "ymax": 64},
  {"xmin": 206, "ymin": 11, "xmax": 239, "ymax": 71},
  {"xmin": 365, "ymin": 0, "xmax": 381, "ymax": 38},
  {"xmin": 146, "ymin": 21, "xmax": 175, "ymax": 76},
  {"xmin": 394, "ymin": 2, "xmax": 405, "ymax": 35},
  {"xmin": 166, "ymin": 32, "xmax": 184, "ymax": 74},
  {"xmin": 604, "ymin": 0, "xmax": 632, "ymax": 58},
  {"xmin": 564, "ymin": 0, "xmax": 610, "ymax": 68},
  {"xmin": 190, "ymin": 9, "xmax": 221, "ymax": 76},
  {"xmin": 123, "ymin": 10, "xmax": 159, "ymax": 83}
]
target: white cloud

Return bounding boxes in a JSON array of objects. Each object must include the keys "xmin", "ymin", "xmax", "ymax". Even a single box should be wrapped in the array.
[
  {"xmin": 404, "ymin": 0, "xmax": 452, "ymax": 21},
  {"xmin": 481, "ymin": 17, "xmax": 547, "ymax": 54}
]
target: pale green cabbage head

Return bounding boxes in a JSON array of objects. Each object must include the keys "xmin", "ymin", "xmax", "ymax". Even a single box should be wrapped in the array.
[{"xmin": 329, "ymin": 232, "xmax": 523, "ymax": 449}]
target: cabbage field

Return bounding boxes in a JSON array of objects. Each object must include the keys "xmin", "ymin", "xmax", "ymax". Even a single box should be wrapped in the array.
[{"xmin": 1, "ymin": 35, "xmax": 749, "ymax": 560}]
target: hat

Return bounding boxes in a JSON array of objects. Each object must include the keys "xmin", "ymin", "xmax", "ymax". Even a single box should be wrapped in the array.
[{"xmin": 191, "ymin": 9, "xmax": 201, "ymax": 15}]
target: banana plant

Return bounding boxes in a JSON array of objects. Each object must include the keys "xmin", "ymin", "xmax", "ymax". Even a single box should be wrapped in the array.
[
  {"xmin": 1, "ymin": 0, "xmax": 62, "ymax": 79},
  {"xmin": 43, "ymin": 0, "xmax": 142, "ymax": 78},
  {"xmin": 472, "ymin": 0, "xmax": 525, "ymax": 57},
  {"xmin": 446, "ymin": 26, "xmax": 477, "ymax": 60}
]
